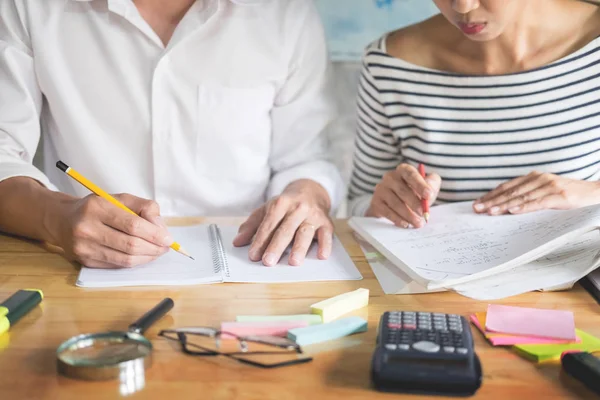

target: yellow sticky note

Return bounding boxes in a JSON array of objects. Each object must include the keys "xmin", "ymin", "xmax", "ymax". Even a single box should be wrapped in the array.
[
  {"xmin": 310, "ymin": 288, "xmax": 369, "ymax": 323},
  {"xmin": 513, "ymin": 329, "xmax": 600, "ymax": 363}
]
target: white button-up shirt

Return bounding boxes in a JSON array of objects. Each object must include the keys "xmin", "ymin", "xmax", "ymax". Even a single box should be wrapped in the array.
[{"xmin": 0, "ymin": 0, "xmax": 343, "ymax": 216}]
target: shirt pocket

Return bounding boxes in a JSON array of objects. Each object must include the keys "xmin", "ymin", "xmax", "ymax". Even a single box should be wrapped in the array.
[{"xmin": 196, "ymin": 83, "xmax": 275, "ymax": 182}]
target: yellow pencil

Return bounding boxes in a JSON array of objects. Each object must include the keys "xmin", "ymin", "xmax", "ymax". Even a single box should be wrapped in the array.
[{"xmin": 56, "ymin": 161, "xmax": 194, "ymax": 260}]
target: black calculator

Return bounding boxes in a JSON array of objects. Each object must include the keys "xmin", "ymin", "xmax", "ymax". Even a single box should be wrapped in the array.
[{"xmin": 371, "ymin": 311, "xmax": 482, "ymax": 397}]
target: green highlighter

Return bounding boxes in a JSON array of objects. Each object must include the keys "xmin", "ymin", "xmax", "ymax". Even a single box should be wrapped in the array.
[{"xmin": 0, "ymin": 289, "xmax": 43, "ymax": 335}]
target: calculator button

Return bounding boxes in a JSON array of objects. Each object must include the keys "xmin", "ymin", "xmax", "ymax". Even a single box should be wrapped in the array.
[
  {"xmin": 387, "ymin": 323, "xmax": 402, "ymax": 329},
  {"xmin": 404, "ymin": 312, "xmax": 416, "ymax": 316},
  {"xmin": 443, "ymin": 346, "xmax": 455, "ymax": 353},
  {"xmin": 456, "ymin": 348, "xmax": 469, "ymax": 354},
  {"xmin": 413, "ymin": 341, "xmax": 441, "ymax": 353},
  {"xmin": 385, "ymin": 344, "xmax": 398, "ymax": 351},
  {"xmin": 398, "ymin": 344, "xmax": 410, "ymax": 351},
  {"xmin": 403, "ymin": 324, "xmax": 417, "ymax": 330}
]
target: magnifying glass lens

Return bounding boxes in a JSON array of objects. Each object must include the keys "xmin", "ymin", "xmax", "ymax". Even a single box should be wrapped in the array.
[{"xmin": 59, "ymin": 337, "xmax": 151, "ymax": 366}]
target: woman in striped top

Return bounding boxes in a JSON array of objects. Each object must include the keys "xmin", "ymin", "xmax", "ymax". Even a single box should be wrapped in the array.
[{"xmin": 348, "ymin": 0, "xmax": 600, "ymax": 228}]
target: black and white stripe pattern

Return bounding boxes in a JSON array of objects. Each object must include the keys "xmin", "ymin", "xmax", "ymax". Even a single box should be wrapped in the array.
[{"xmin": 348, "ymin": 36, "xmax": 600, "ymax": 215}]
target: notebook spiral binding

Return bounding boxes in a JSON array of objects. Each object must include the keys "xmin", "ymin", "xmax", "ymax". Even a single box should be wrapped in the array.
[{"xmin": 209, "ymin": 224, "xmax": 230, "ymax": 278}]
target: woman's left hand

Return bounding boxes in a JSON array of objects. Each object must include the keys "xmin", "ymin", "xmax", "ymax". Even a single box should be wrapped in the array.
[{"xmin": 473, "ymin": 172, "xmax": 600, "ymax": 215}]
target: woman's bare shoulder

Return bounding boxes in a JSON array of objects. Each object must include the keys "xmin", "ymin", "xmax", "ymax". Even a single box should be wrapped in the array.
[{"xmin": 385, "ymin": 15, "xmax": 456, "ymax": 68}]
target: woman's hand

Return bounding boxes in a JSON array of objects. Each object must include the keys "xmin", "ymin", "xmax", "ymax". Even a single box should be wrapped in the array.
[
  {"xmin": 366, "ymin": 164, "xmax": 441, "ymax": 228},
  {"xmin": 473, "ymin": 172, "xmax": 600, "ymax": 215},
  {"xmin": 233, "ymin": 180, "xmax": 333, "ymax": 267}
]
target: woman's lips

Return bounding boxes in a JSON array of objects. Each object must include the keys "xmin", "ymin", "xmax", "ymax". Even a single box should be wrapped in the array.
[{"xmin": 458, "ymin": 22, "xmax": 487, "ymax": 35}]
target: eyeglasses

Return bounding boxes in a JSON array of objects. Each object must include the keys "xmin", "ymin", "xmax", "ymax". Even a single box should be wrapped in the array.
[{"xmin": 159, "ymin": 327, "xmax": 313, "ymax": 369}]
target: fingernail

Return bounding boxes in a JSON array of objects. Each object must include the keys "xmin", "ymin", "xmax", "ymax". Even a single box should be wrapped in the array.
[
  {"xmin": 490, "ymin": 207, "xmax": 500, "ymax": 215},
  {"xmin": 263, "ymin": 253, "xmax": 277, "ymax": 266},
  {"xmin": 249, "ymin": 249, "xmax": 260, "ymax": 261},
  {"xmin": 290, "ymin": 253, "xmax": 301, "ymax": 265},
  {"xmin": 163, "ymin": 234, "xmax": 174, "ymax": 246},
  {"xmin": 319, "ymin": 249, "xmax": 331, "ymax": 260},
  {"xmin": 509, "ymin": 206, "xmax": 521, "ymax": 214},
  {"xmin": 151, "ymin": 216, "xmax": 167, "ymax": 229},
  {"xmin": 474, "ymin": 203, "xmax": 485, "ymax": 212}
]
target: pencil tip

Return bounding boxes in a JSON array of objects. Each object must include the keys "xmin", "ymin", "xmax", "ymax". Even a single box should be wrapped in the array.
[
  {"xmin": 189, "ymin": 256, "xmax": 195, "ymax": 261},
  {"xmin": 424, "ymin": 213, "xmax": 430, "ymax": 223}
]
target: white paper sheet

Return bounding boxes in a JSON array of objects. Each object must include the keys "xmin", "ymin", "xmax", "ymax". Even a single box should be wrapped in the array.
[
  {"xmin": 353, "ymin": 234, "xmax": 440, "ymax": 295},
  {"xmin": 449, "ymin": 231, "xmax": 600, "ymax": 300},
  {"xmin": 220, "ymin": 226, "xmax": 363, "ymax": 283},
  {"xmin": 77, "ymin": 225, "xmax": 362, "ymax": 288},
  {"xmin": 349, "ymin": 202, "xmax": 600, "ymax": 289}
]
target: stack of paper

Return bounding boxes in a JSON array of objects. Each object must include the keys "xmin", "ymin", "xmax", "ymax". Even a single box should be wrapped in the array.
[
  {"xmin": 470, "ymin": 305, "xmax": 600, "ymax": 362},
  {"xmin": 350, "ymin": 202, "xmax": 600, "ymax": 300}
]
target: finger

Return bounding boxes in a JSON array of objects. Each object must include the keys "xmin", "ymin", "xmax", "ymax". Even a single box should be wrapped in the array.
[
  {"xmin": 371, "ymin": 200, "xmax": 411, "ymax": 229},
  {"xmin": 97, "ymin": 224, "xmax": 169, "ymax": 256},
  {"xmin": 80, "ymin": 259, "xmax": 124, "ymax": 269},
  {"xmin": 397, "ymin": 164, "xmax": 433, "ymax": 201},
  {"xmin": 316, "ymin": 225, "xmax": 334, "ymax": 260},
  {"xmin": 380, "ymin": 188, "xmax": 424, "ymax": 228},
  {"xmin": 74, "ymin": 241, "xmax": 163, "ymax": 268},
  {"xmin": 500, "ymin": 188, "xmax": 554, "ymax": 215},
  {"xmin": 234, "ymin": 207, "xmax": 265, "ymax": 247},
  {"xmin": 425, "ymin": 173, "xmax": 442, "ymax": 204},
  {"xmin": 248, "ymin": 197, "xmax": 289, "ymax": 262},
  {"xmin": 93, "ymin": 245, "xmax": 162, "ymax": 268},
  {"xmin": 505, "ymin": 193, "xmax": 565, "ymax": 215},
  {"xmin": 383, "ymin": 174, "xmax": 423, "ymax": 216},
  {"xmin": 289, "ymin": 222, "xmax": 319, "ymax": 266},
  {"xmin": 100, "ymin": 203, "xmax": 173, "ymax": 247},
  {"xmin": 474, "ymin": 173, "xmax": 538, "ymax": 212},
  {"xmin": 505, "ymin": 182, "xmax": 564, "ymax": 214},
  {"xmin": 479, "ymin": 176, "xmax": 548, "ymax": 215},
  {"xmin": 262, "ymin": 208, "xmax": 308, "ymax": 266}
]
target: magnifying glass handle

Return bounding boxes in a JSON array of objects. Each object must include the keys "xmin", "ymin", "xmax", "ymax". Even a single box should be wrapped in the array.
[{"xmin": 128, "ymin": 298, "xmax": 174, "ymax": 334}]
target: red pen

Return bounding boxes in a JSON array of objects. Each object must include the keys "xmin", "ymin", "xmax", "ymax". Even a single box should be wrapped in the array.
[{"xmin": 418, "ymin": 164, "xmax": 430, "ymax": 223}]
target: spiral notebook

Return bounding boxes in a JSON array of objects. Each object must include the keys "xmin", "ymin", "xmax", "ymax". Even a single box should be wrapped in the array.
[{"xmin": 76, "ymin": 224, "xmax": 362, "ymax": 288}]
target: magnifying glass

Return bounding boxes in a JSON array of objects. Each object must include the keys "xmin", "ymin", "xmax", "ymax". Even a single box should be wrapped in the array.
[{"xmin": 56, "ymin": 298, "xmax": 174, "ymax": 381}]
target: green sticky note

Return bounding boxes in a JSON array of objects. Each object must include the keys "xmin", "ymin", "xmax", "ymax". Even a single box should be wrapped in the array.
[
  {"xmin": 513, "ymin": 329, "xmax": 600, "ymax": 362},
  {"xmin": 236, "ymin": 314, "xmax": 322, "ymax": 325},
  {"xmin": 287, "ymin": 316, "xmax": 368, "ymax": 346}
]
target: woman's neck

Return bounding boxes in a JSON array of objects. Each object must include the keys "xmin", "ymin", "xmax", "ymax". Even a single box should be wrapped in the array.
[{"xmin": 437, "ymin": 0, "xmax": 600, "ymax": 75}]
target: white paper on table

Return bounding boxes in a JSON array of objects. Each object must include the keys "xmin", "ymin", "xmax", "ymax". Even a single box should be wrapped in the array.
[
  {"xmin": 349, "ymin": 202, "xmax": 600, "ymax": 289},
  {"xmin": 447, "ymin": 231, "xmax": 600, "ymax": 300},
  {"xmin": 354, "ymin": 234, "xmax": 441, "ymax": 295}
]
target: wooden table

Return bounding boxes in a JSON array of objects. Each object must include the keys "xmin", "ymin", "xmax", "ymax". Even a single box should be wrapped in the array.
[{"xmin": 0, "ymin": 219, "xmax": 598, "ymax": 399}]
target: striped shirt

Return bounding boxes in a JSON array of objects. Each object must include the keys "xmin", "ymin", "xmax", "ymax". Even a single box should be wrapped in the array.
[{"xmin": 348, "ymin": 35, "xmax": 600, "ymax": 216}]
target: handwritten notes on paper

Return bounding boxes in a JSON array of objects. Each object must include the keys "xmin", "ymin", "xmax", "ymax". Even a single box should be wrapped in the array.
[{"xmin": 349, "ymin": 202, "xmax": 600, "ymax": 290}]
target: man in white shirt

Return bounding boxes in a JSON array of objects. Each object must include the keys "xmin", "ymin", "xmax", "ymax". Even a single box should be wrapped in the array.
[{"xmin": 0, "ymin": 0, "xmax": 343, "ymax": 269}]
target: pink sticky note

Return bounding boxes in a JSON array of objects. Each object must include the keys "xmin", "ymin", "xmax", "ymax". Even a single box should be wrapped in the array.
[
  {"xmin": 221, "ymin": 321, "xmax": 309, "ymax": 339},
  {"xmin": 469, "ymin": 315, "xmax": 579, "ymax": 346},
  {"xmin": 485, "ymin": 305, "xmax": 576, "ymax": 341}
]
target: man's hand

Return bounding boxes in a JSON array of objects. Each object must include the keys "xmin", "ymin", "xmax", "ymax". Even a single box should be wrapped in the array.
[
  {"xmin": 473, "ymin": 172, "xmax": 600, "ymax": 215},
  {"xmin": 233, "ymin": 180, "xmax": 333, "ymax": 267},
  {"xmin": 52, "ymin": 193, "xmax": 172, "ymax": 269},
  {"xmin": 367, "ymin": 164, "xmax": 441, "ymax": 228}
]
